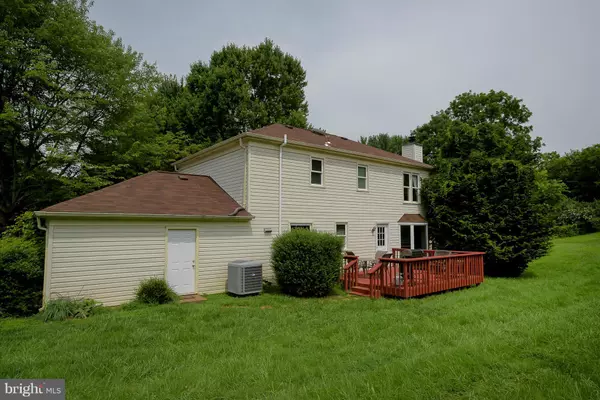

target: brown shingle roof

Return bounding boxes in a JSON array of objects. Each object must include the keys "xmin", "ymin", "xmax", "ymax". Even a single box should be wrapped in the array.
[
  {"xmin": 250, "ymin": 124, "xmax": 432, "ymax": 169},
  {"xmin": 40, "ymin": 171, "xmax": 252, "ymax": 218},
  {"xmin": 398, "ymin": 214, "xmax": 426, "ymax": 223}
]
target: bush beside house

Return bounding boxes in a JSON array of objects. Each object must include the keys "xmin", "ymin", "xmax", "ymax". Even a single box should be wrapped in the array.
[
  {"xmin": 135, "ymin": 278, "xmax": 179, "ymax": 304},
  {"xmin": 271, "ymin": 230, "xmax": 344, "ymax": 297},
  {"xmin": 0, "ymin": 237, "xmax": 44, "ymax": 317}
]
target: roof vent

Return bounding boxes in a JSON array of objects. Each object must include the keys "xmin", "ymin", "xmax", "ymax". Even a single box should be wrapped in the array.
[
  {"xmin": 311, "ymin": 128, "xmax": 327, "ymax": 136},
  {"xmin": 340, "ymin": 137, "xmax": 349, "ymax": 140},
  {"xmin": 178, "ymin": 175, "xmax": 189, "ymax": 180}
]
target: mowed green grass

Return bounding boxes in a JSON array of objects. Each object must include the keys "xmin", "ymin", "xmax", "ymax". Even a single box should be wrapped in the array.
[{"xmin": 1, "ymin": 234, "xmax": 600, "ymax": 400}]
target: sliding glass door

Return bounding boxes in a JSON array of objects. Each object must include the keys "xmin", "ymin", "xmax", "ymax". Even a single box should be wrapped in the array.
[{"xmin": 399, "ymin": 224, "xmax": 428, "ymax": 250}]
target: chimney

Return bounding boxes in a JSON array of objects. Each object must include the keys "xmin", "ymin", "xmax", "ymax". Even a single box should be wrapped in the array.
[{"xmin": 402, "ymin": 135, "xmax": 423, "ymax": 162}]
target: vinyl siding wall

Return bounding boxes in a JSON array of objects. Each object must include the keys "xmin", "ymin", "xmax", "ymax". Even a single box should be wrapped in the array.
[
  {"xmin": 46, "ymin": 219, "xmax": 256, "ymax": 306},
  {"xmin": 178, "ymin": 145, "xmax": 245, "ymax": 205},
  {"xmin": 45, "ymin": 141, "xmax": 429, "ymax": 305},
  {"xmin": 247, "ymin": 141, "xmax": 428, "ymax": 260}
]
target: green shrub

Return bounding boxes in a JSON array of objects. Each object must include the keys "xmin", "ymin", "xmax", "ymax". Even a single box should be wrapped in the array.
[
  {"xmin": 271, "ymin": 229, "xmax": 344, "ymax": 297},
  {"xmin": 552, "ymin": 224, "xmax": 581, "ymax": 238},
  {"xmin": 554, "ymin": 199, "xmax": 600, "ymax": 237},
  {"xmin": 2, "ymin": 211, "xmax": 45, "ymax": 245},
  {"xmin": 40, "ymin": 298, "xmax": 100, "ymax": 322},
  {"xmin": 135, "ymin": 278, "xmax": 178, "ymax": 304},
  {"xmin": 0, "ymin": 237, "xmax": 44, "ymax": 317}
]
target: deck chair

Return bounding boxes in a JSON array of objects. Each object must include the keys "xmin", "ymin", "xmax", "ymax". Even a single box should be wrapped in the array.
[{"xmin": 412, "ymin": 249, "xmax": 426, "ymax": 258}]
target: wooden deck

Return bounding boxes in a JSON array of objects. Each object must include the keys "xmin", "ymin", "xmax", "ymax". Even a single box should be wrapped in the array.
[{"xmin": 342, "ymin": 249, "xmax": 484, "ymax": 298}]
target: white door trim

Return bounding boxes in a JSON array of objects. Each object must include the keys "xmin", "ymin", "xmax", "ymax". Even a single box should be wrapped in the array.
[
  {"xmin": 166, "ymin": 229, "xmax": 197, "ymax": 295},
  {"xmin": 375, "ymin": 224, "xmax": 388, "ymax": 251}
]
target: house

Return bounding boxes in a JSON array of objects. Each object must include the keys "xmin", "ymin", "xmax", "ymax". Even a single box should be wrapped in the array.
[{"xmin": 35, "ymin": 124, "xmax": 433, "ymax": 305}]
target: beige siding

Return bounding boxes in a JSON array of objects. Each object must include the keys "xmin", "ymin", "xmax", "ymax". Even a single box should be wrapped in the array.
[
  {"xmin": 48, "ymin": 221, "xmax": 165, "ymax": 306},
  {"xmin": 247, "ymin": 141, "xmax": 428, "ymax": 260},
  {"xmin": 178, "ymin": 146, "xmax": 245, "ymax": 204},
  {"xmin": 45, "ymin": 141, "xmax": 430, "ymax": 306},
  {"xmin": 46, "ymin": 219, "xmax": 261, "ymax": 305}
]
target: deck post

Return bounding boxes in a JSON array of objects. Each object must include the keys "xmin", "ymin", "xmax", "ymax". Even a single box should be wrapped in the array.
[{"xmin": 402, "ymin": 262, "xmax": 408, "ymax": 298}]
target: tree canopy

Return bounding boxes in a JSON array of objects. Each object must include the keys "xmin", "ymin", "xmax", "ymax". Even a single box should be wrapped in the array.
[
  {"xmin": 0, "ymin": 0, "xmax": 174, "ymax": 226},
  {"xmin": 542, "ymin": 145, "xmax": 600, "ymax": 202},
  {"xmin": 183, "ymin": 39, "xmax": 309, "ymax": 143},
  {"xmin": 359, "ymin": 133, "xmax": 409, "ymax": 155},
  {"xmin": 0, "ymin": 1, "xmax": 310, "ymax": 230},
  {"xmin": 414, "ymin": 91, "xmax": 562, "ymax": 276}
]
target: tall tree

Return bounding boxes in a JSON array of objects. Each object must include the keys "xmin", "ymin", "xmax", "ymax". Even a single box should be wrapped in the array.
[
  {"xmin": 0, "ymin": 0, "xmax": 162, "ymax": 227},
  {"xmin": 359, "ymin": 133, "xmax": 409, "ymax": 155},
  {"xmin": 415, "ymin": 90, "xmax": 563, "ymax": 276},
  {"xmin": 184, "ymin": 39, "xmax": 309, "ymax": 142},
  {"xmin": 412, "ymin": 90, "xmax": 543, "ymax": 166},
  {"xmin": 543, "ymin": 145, "xmax": 600, "ymax": 202}
]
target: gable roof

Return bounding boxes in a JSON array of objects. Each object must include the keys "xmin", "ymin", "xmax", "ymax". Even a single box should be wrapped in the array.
[
  {"xmin": 174, "ymin": 124, "xmax": 433, "ymax": 170},
  {"xmin": 251, "ymin": 124, "xmax": 432, "ymax": 168},
  {"xmin": 37, "ymin": 171, "xmax": 252, "ymax": 219}
]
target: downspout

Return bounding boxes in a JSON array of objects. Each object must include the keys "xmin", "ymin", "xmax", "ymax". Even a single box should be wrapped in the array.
[
  {"xmin": 239, "ymin": 137, "xmax": 248, "ymax": 208},
  {"xmin": 278, "ymin": 134, "xmax": 288, "ymax": 234},
  {"xmin": 36, "ymin": 216, "xmax": 47, "ymax": 232},
  {"xmin": 36, "ymin": 215, "xmax": 49, "ymax": 307}
]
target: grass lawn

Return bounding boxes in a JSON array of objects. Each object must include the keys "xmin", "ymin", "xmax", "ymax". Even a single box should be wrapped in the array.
[{"xmin": 2, "ymin": 234, "xmax": 600, "ymax": 399}]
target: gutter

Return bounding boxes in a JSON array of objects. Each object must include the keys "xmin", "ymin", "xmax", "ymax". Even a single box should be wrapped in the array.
[
  {"xmin": 33, "ymin": 211, "xmax": 254, "ymax": 221},
  {"xmin": 278, "ymin": 133, "xmax": 288, "ymax": 234}
]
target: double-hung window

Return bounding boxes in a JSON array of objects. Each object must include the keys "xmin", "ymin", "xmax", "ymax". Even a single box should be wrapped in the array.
[
  {"xmin": 403, "ymin": 173, "xmax": 421, "ymax": 203},
  {"xmin": 357, "ymin": 165, "xmax": 368, "ymax": 190},
  {"xmin": 311, "ymin": 158, "xmax": 323, "ymax": 186},
  {"xmin": 335, "ymin": 223, "xmax": 348, "ymax": 249},
  {"xmin": 290, "ymin": 223, "xmax": 311, "ymax": 231}
]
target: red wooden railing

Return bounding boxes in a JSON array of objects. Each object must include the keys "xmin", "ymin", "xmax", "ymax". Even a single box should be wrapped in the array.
[
  {"xmin": 342, "ymin": 255, "xmax": 359, "ymax": 291},
  {"xmin": 368, "ymin": 249, "xmax": 484, "ymax": 299}
]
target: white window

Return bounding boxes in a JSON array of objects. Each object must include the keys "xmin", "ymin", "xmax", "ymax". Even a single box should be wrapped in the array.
[
  {"xmin": 399, "ymin": 224, "xmax": 428, "ymax": 249},
  {"xmin": 335, "ymin": 223, "xmax": 348, "ymax": 249},
  {"xmin": 357, "ymin": 165, "xmax": 368, "ymax": 190},
  {"xmin": 310, "ymin": 158, "xmax": 323, "ymax": 186},
  {"xmin": 376, "ymin": 224, "xmax": 388, "ymax": 251},
  {"xmin": 403, "ymin": 173, "xmax": 421, "ymax": 203},
  {"xmin": 290, "ymin": 223, "xmax": 311, "ymax": 231}
]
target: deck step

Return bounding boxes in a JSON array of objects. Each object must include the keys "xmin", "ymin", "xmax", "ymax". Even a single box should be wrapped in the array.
[{"xmin": 350, "ymin": 285, "xmax": 370, "ymax": 296}]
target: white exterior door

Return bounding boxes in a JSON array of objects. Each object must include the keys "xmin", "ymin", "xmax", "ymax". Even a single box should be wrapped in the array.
[
  {"xmin": 376, "ymin": 224, "xmax": 388, "ymax": 251},
  {"xmin": 167, "ymin": 230, "xmax": 196, "ymax": 295}
]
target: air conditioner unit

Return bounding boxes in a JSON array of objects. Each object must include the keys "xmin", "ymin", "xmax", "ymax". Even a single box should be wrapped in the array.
[{"xmin": 227, "ymin": 260, "xmax": 263, "ymax": 295}]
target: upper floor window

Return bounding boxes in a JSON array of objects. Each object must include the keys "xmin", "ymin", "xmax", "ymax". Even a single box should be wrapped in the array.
[
  {"xmin": 403, "ymin": 173, "xmax": 421, "ymax": 203},
  {"xmin": 357, "ymin": 165, "xmax": 368, "ymax": 190},
  {"xmin": 311, "ymin": 158, "xmax": 323, "ymax": 186}
]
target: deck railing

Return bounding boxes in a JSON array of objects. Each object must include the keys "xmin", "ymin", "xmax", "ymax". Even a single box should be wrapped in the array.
[
  {"xmin": 368, "ymin": 249, "xmax": 484, "ymax": 299},
  {"xmin": 342, "ymin": 255, "xmax": 359, "ymax": 291}
]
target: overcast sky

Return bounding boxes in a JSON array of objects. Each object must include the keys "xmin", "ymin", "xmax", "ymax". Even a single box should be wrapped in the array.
[{"xmin": 90, "ymin": 0, "xmax": 598, "ymax": 153}]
